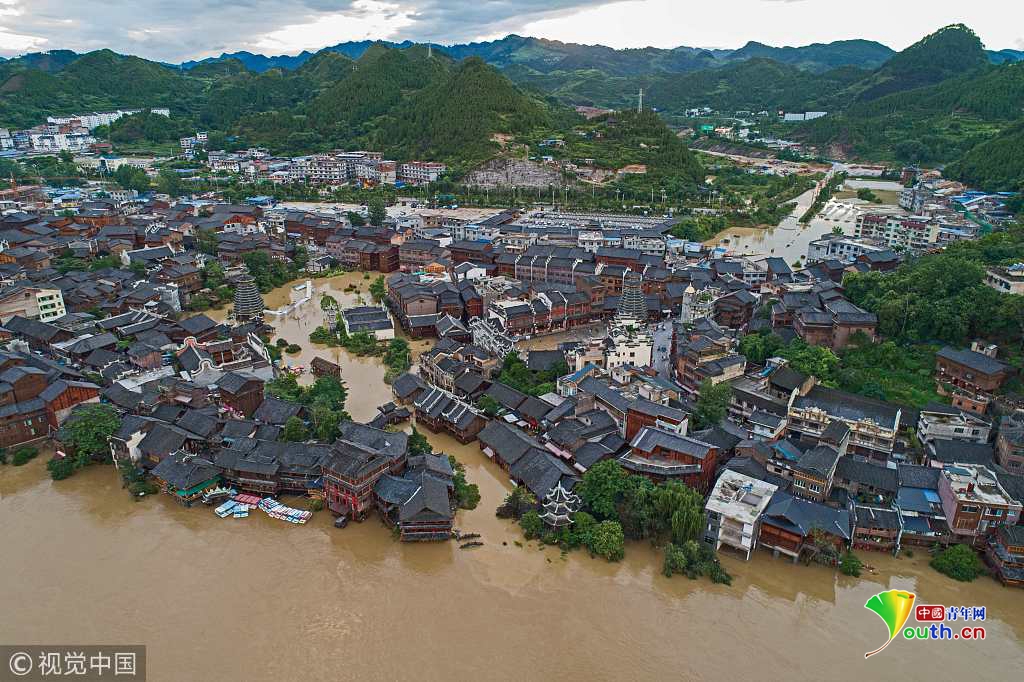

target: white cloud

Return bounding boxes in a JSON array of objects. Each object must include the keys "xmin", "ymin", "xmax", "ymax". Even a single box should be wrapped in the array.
[{"xmin": 0, "ymin": 0, "xmax": 1018, "ymax": 61}]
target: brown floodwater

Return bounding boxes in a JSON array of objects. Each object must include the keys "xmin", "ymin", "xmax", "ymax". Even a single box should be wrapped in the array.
[{"xmin": 2, "ymin": 277, "xmax": 1022, "ymax": 681}]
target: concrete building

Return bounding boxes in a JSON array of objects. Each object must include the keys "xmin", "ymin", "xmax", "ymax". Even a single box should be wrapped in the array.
[
  {"xmin": 937, "ymin": 464, "xmax": 1021, "ymax": 542},
  {"xmin": 917, "ymin": 403, "xmax": 991, "ymax": 446},
  {"xmin": 704, "ymin": 470, "xmax": 778, "ymax": 560},
  {"xmin": 855, "ymin": 214, "xmax": 940, "ymax": 252},
  {"xmin": 0, "ymin": 286, "xmax": 66, "ymax": 324},
  {"xmin": 985, "ymin": 264, "xmax": 1024, "ymax": 295}
]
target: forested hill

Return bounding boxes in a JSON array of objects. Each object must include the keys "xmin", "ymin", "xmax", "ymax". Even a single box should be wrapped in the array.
[
  {"xmin": 0, "ymin": 44, "xmax": 568, "ymax": 168},
  {"xmin": 790, "ymin": 26, "xmax": 1024, "ymax": 176}
]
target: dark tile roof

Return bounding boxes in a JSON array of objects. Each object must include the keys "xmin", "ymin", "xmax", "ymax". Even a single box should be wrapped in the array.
[
  {"xmin": 854, "ymin": 505, "xmax": 902, "ymax": 531},
  {"xmin": 836, "ymin": 457, "xmax": 898, "ymax": 493},
  {"xmin": 794, "ymin": 385, "xmax": 900, "ymax": 426},
  {"xmin": 510, "ymin": 448, "xmax": 578, "ymax": 501},
  {"xmin": 392, "ymin": 372, "xmax": 426, "ymax": 400},
  {"xmin": 151, "ymin": 453, "xmax": 219, "ymax": 490},
  {"xmin": 483, "ymin": 382, "xmax": 528, "ymax": 411},
  {"xmin": 929, "ymin": 439, "xmax": 995, "ymax": 466},
  {"xmin": 217, "ymin": 371, "xmax": 260, "ymax": 395},
  {"xmin": 526, "ymin": 350, "xmax": 564, "ymax": 372},
  {"xmin": 897, "ymin": 464, "xmax": 940, "ymax": 489},
  {"xmin": 253, "ymin": 397, "xmax": 303, "ymax": 425},
  {"xmin": 763, "ymin": 491, "xmax": 851, "ymax": 539},
  {"xmin": 936, "ymin": 346, "xmax": 1009, "ymax": 376}
]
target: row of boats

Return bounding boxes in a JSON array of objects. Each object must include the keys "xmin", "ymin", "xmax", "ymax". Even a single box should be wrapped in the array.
[{"xmin": 212, "ymin": 491, "xmax": 313, "ymax": 525}]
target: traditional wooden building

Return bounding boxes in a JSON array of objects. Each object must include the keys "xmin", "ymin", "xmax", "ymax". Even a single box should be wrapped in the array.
[
  {"xmin": 986, "ymin": 525, "xmax": 1024, "ymax": 587},
  {"xmin": 321, "ymin": 422, "xmax": 409, "ymax": 520},
  {"xmin": 412, "ymin": 386, "xmax": 486, "ymax": 444},
  {"xmin": 216, "ymin": 371, "xmax": 265, "ymax": 417},
  {"xmin": 621, "ymin": 427, "xmax": 719, "ymax": 492},
  {"xmin": 758, "ymin": 492, "xmax": 851, "ymax": 562}
]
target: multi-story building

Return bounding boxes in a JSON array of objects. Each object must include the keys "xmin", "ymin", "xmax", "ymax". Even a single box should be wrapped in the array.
[
  {"xmin": 917, "ymin": 404, "xmax": 991, "ymax": 446},
  {"xmin": 985, "ymin": 525, "xmax": 1024, "ymax": 587},
  {"xmin": 937, "ymin": 464, "xmax": 1021, "ymax": 543},
  {"xmin": 806, "ymin": 235, "xmax": 887, "ymax": 263},
  {"xmin": 985, "ymin": 264, "xmax": 1024, "ymax": 295},
  {"xmin": 787, "ymin": 383, "xmax": 901, "ymax": 461},
  {"xmin": 0, "ymin": 286, "xmax": 66, "ymax": 324},
  {"xmin": 996, "ymin": 411, "xmax": 1024, "ymax": 473},
  {"xmin": 704, "ymin": 470, "xmax": 778, "ymax": 560},
  {"xmin": 399, "ymin": 161, "xmax": 447, "ymax": 185},
  {"xmin": 855, "ymin": 214, "xmax": 940, "ymax": 252},
  {"xmin": 935, "ymin": 345, "xmax": 1011, "ymax": 394}
]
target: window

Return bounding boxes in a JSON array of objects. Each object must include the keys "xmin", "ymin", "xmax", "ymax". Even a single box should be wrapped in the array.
[
  {"xmin": 960, "ymin": 505, "xmax": 979, "ymax": 514},
  {"xmin": 989, "ymin": 508, "xmax": 1003, "ymax": 517},
  {"xmin": 793, "ymin": 479, "xmax": 806, "ymax": 489},
  {"xmin": 809, "ymin": 483, "xmax": 822, "ymax": 493}
]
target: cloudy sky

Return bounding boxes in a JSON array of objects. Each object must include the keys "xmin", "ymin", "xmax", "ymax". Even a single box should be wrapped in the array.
[{"xmin": 0, "ymin": 0, "xmax": 1020, "ymax": 62}]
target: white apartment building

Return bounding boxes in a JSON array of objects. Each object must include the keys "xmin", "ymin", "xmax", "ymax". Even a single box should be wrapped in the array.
[
  {"xmin": 47, "ymin": 108, "xmax": 169, "ymax": 131},
  {"xmin": 807, "ymin": 235, "xmax": 887, "ymax": 263},
  {"xmin": 916, "ymin": 404, "xmax": 991, "ymax": 445},
  {"xmin": 399, "ymin": 161, "xmax": 447, "ymax": 185},
  {"xmin": 704, "ymin": 470, "xmax": 778, "ymax": 560},
  {"xmin": 855, "ymin": 213, "xmax": 939, "ymax": 251}
]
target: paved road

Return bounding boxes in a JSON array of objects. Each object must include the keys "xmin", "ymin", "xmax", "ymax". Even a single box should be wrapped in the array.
[{"xmin": 651, "ymin": 321, "xmax": 674, "ymax": 381}]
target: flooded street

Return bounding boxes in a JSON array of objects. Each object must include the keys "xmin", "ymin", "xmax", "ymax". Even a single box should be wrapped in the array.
[
  {"xmin": 2, "ymin": 274, "xmax": 1022, "ymax": 681},
  {"xmin": 705, "ymin": 180, "xmax": 906, "ymax": 263}
]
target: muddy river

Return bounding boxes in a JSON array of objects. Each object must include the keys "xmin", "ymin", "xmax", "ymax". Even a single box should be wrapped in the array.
[{"xmin": 2, "ymin": 274, "xmax": 1022, "ymax": 681}]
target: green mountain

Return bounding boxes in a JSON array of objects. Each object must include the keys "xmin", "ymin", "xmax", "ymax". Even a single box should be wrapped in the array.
[
  {"xmin": 794, "ymin": 47, "xmax": 1024, "ymax": 164},
  {"xmin": 948, "ymin": 121, "xmax": 1024, "ymax": 190},
  {"xmin": 367, "ymin": 56, "xmax": 553, "ymax": 165},
  {"xmin": 0, "ymin": 49, "xmax": 201, "ymax": 128},
  {"xmin": 845, "ymin": 24, "xmax": 989, "ymax": 101},
  {"xmin": 722, "ymin": 39, "xmax": 894, "ymax": 73},
  {"xmin": 645, "ymin": 58, "xmax": 866, "ymax": 114}
]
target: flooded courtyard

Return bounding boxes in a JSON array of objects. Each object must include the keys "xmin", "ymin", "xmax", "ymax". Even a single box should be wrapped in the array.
[{"xmin": 2, "ymin": 273, "xmax": 1022, "ymax": 681}]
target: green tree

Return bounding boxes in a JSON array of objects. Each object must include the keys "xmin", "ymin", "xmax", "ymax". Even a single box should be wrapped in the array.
[
  {"xmin": 449, "ymin": 456, "xmax": 480, "ymax": 510},
  {"xmin": 476, "ymin": 395, "xmax": 501, "ymax": 417},
  {"xmin": 347, "ymin": 211, "xmax": 366, "ymax": 227},
  {"xmin": 930, "ymin": 544, "xmax": 985, "ymax": 582},
  {"xmin": 157, "ymin": 169, "xmax": 183, "ymax": 197},
  {"xmin": 311, "ymin": 404, "xmax": 340, "ymax": 442},
  {"xmin": 368, "ymin": 196, "xmax": 386, "ymax": 227},
  {"xmin": 663, "ymin": 542, "xmax": 689, "ymax": 577},
  {"xmin": 197, "ymin": 229, "xmax": 219, "ymax": 257},
  {"xmin": 112, "ymin": 165, "xmax": 151, "ymax": 194},
  {"xmin": 47, "ymin": 457, "xmax": 75, "ymax": 481},
  {"xmin": 587, "ymin": 520, "xmax": 625, "ymax": 561},
  {"xmin": 576, "ymin": 460, "xmax": 630, "ymax": 520},
  {"xmin": 693, "ymin": 379, "xmax": 732, "ymax": 430},
  {"xmin": 203, "ymin": 260, "xmax": 226, "ymax": 289},
  {"xmin": 519, "ymin": 510, "xmax": 543, "ymax": 539},
  {"xmin": 738, "ymin": 331, "xmax": 784, "ymax": 365},
  {"xmin": 840, "ymin": 550, "xmax": 863, "ymax": 577},
  {"xmin": 292, "ymin": 244, "xmax": 309, "ymax": 271},
  {"xmin": 60, "ymin": 404, "xmax": 121, "ymax": 468},
  {"xmin": 777, "ymin": 339, "xmax": 840, "ymax": 382},
  {"xmin": 408, "ymin": 427, "xmax": 432, "ymax": 455},
  {"xmin": 369, "ymin": 275, "xmax": 386, "ymax": 302},
  {"xmin": 280, "ymin": 416, "xmax": 309, "ymax": 442}
]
